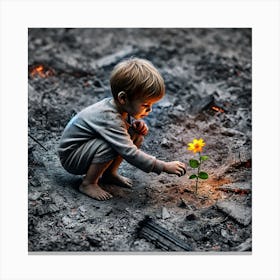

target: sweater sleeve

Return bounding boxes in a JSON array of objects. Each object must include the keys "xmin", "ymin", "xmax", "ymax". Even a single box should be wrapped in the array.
[{"xmin": 80, "ymin": 107, "xmax": 165, "ymax": 174}]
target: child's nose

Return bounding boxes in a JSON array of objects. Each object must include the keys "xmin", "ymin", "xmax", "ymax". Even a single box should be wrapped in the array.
[{"xmin": 146, "ymin": 106, "xmax": 152, "ymax": 112}]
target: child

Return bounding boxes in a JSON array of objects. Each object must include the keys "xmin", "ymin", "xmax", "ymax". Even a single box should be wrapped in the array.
[{"xmin": 58, "ymin": 58, "xmax": 186, "ymax": 201}]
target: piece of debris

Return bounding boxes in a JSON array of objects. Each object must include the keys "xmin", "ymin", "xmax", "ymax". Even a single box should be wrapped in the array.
[
  {"xmin": 137, "ymin": 216, "xmax": 192, "ymax": 251},
  {"xmin": 160, "ymin": 138, "xmax": 170, "ymax": 148},
  {"xmin": 28, "ymin": 191, "xmax": 41, "ymax": 201},
  {"xmin": 216, "ymin": 200, "xmax": 251, "ymax": 226},
  {"xmin": 90, "ymin": 46, "xmax": 134, "ymax": 69},
  {"xmin": 35, "ymin": 203, "xmax": 60, "ymax": 216},
  {"xmin": 161, "ymin": 207, "xmax": 171, "ymax": 219},
  {"xmin": 62, "ymin": 216, "xmax": 72, "ymax": 226}
]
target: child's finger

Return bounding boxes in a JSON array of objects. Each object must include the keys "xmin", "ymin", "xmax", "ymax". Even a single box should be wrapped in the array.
[
  {"xmin": 178, "ymin": 164, "xmax": 186, "ymax": 176},
  {"xmin": 141, "ymin": 126, "xmax": 148, "ymax": 134},
  {"xmin": 134, "ymin": 121, "xmax": 143, "ymax": 131},
  {"xmin": 137, "ymin": 124, "xmax": 148, "ymax": 135},
  {"xmin": 179, "ymin": 168, "xmax": 185, "ymax": 176}
]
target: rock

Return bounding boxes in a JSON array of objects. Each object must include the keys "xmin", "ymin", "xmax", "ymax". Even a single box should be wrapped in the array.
[
  {"xmin": 190, "ymin": 94, "xmax": 214, "ymax": 114},
  {"xmin": 93, "ymin": 88, "xmax": 105, "ymax": 94},
  {"xmin": 185, "ymin": 212, "xmax": 198, "ymax": 221},
  {"xmin": 35, "ymin": 204, "xmax": 60, "ymax": 216},
  {"xmin": 90, "ymin": 46, "xmax": 134, "ymax": 69},
  {"xmin": 161, "ymin": 138, "xmax": 171, "ymax": 148},
  {"xmin": 174, "ymin": 104, "xmax": 185, "ymax": 112},
  {"xmin": 78, "ymin": 205, "xmax": 87, "ymax": 213},
  {"xmin": 93, "ymin": 79, "xmax": 103, "ymax": 88},
  {"xmin": 161, "ymin": 207, "xmax": 171, "ymax": 219},
  {"xmin": 62, "ymin": 216, "xmax": 72, "ymax": 226},
  {"xmin": 86, "ymin": 236, "xmax": 102, "ymax": 247},
  {"xmin": 216, "ymin": 200, "xmax": 251, "ymax": 226},
  {"xmin": 28, "ymin": 191, "xmax": 41, "ymax": 201},
  {"xmin": 157, "ymin": 96, "xmax": 173, "ymax": 108},
  {"xmin": 220, "ymin": 229, "xmax": 231, "ymax": 240}
]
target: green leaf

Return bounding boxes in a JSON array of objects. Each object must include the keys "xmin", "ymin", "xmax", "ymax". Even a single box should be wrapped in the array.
[
  {"xmin": 200, "ymin": 155, "xmax": 209, "ymax": 161},
  {"xmin": 189, "ymin": 174, "xmax": 197, "ymax": 179},
  {"xmin": 189, "ymin": 159, "xmax": 199, "ymax": 168},
  {"xmin": 198, "ymin": 172, "xmax": 208, "ymax": 179}
]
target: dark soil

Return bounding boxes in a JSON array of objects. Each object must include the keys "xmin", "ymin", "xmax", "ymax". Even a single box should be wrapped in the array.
[{"xmin": 28, "ymin": 28, "xmax": 252, "ymax": 252}]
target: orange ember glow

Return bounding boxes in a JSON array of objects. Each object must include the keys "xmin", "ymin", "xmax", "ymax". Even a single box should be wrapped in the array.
[
  {"xmin": 29, "ymin": 65, "xmax": 53, "ymax": 78},
  {"xmin": 211, "ymin": 106, "xmax": 224, "ymax": 113}
]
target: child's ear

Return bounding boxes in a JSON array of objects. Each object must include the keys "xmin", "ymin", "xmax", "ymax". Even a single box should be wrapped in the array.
[{"xmin": 117, "ymin": 91, "xmax": 127, "ymax": 104}]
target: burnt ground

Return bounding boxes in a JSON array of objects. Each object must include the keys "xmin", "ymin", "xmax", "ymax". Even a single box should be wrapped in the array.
[{"xmin": 28, "ymin": 28, "xmax": 252, "ymax": 252}]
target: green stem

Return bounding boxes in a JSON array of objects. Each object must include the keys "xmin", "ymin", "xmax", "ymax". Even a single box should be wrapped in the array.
[{"xmin": 195, "ymin": 152, "xmax": 201, "ymax": 195}]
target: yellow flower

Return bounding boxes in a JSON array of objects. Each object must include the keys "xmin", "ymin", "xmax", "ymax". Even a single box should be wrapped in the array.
[{"xmin": 187, "ymin": 138, "xmax": 205, "ymax": 153}]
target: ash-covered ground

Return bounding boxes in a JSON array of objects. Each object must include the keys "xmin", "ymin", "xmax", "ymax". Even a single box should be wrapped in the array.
[{"xmin": 28, "ymin": 28, "xmax": 252, "ymax": 252}]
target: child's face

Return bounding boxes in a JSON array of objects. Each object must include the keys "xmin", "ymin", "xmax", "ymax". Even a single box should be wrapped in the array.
[{"xmin": 125, "ymin": 96, "xmax": 161, "ymax": 119}]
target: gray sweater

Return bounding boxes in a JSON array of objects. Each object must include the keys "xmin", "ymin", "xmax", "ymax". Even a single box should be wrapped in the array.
[{"xmin": 58, "ymin": 97, "xmax": 165, "ymax": 174}]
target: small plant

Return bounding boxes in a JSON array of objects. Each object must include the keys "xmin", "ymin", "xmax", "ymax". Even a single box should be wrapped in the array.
[{"xmin": 187, "ymin": 138, "xmax": 209, "ymax": 194}]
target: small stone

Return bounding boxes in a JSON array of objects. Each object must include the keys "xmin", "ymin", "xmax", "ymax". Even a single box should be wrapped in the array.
[
  {"xmin": 94, "ymin": 88, "xmax": 105, "ymax": 94},
  {"xmin": 74, "ymin": 226, "xmax": 86, "ymax": 233},
  {"xmin": 161, "ymin": 138, "xmax": 169, "ymax": 148},
  {"xmin": 78, "ymin": 206, "xmax": 87, "ymax": 213},
  {"xmin": 28, "ymin": 191, "xmax": 41, "ymax": 201},
  {"xmin": 185, "ymin": 212, "xmax": 198, "ymax": 221},
  {"xmin": 86, "ymin": 236, "xmax": 102, "ymax": 247},
  {"xmin": 35, "ymin": 204, "xmax": 59, "ymax": 216},
  {"xmin": 162, "ymin": 207, "xmax": 171, "ymax": 219},
  {"xmin": 93, "ymin": 79, "xmax": 103, "ymax": 88},
  {"xmin": 62, "ymin": 216, "xmax": 72, "ymax": 226},
  {"xmin": 174, "ymin": 104, "xmax": 185, "ymax": 112},
  {"xmin": 221, "ymin": 229, "xmax": 230, "ymax": 239},
  {"xmin": 157, "ymin": 97, "xmax": 173, "ymax": 108}
]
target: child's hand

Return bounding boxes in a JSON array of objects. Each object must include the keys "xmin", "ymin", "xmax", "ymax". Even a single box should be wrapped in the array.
[
  {"xmin": 163, "ymin": 161, "xmax": 186, "ymax": 177},
  {"xmin": 132, "ymin": 120, "xmax": 149, "ymax": 136}
]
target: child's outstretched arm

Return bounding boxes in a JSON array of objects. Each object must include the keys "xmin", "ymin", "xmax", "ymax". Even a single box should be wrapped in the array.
[{"xmin": 163, "ymin": 161, "xmax": 186, "ymax": 177}]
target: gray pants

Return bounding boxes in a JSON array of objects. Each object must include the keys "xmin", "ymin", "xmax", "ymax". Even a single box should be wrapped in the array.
[{"xmin": 59, "ymin": 131, "xmax": 143, "ymax": 175}]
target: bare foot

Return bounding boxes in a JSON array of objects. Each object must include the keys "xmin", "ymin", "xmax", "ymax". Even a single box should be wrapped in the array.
[
  {"xmin": 79, "ymin": 183, "xmax": 113, "ymax": 201},
  {"xmin": 100, "ymin": 173, "xmax": 133, "ymax": 188}
]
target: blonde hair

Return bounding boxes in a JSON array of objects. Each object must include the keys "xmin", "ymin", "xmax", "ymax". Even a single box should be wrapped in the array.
[{"xmin": 110, "ymin": 57, "xmax": 165, "ymax": 100}]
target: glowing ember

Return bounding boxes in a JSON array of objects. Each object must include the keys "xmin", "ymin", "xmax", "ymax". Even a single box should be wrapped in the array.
[
  {"xmin": 29, "ymin": 64, "xmax": 54, "ymax": 78},
  {"xmin": 211, "ymin": 106, "xmax": 224, "ymax": 113}
]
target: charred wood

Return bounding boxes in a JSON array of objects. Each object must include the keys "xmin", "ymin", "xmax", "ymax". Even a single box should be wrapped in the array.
[{"xmin": 137, "ymin": 216, "xmax": 192, "ymax": 251}]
